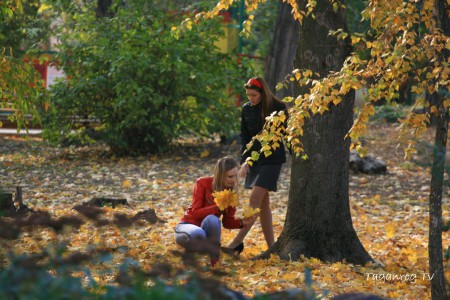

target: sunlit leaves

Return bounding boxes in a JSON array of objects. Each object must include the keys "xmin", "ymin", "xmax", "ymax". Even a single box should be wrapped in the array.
[
  {"xmin": 212, "ymin": 189, "xmax": 239, "ymax": 210},
  {"xmin": 286, "ymin": 0, "xmax": 306, "ymax": 23},
  {"xmin": 244, "ymin": 110, "xmax": 290, "ymax": 165},
  {"xmin": 330, "ymin": 28, "xmax": 348, "ymax": 41},
  {"xmin": 241, "ymin": 14, "xmax": 254, "ymax": 38},
  {"xmin": 348, "ymin": 103, "xmax": 375, "ymax": 154},
  {"xmin": 398, "ymin": 109, "xmax": 431, "ymax": 159},
  {"xmin": 282, "ymin": 0, "xmax": 450, "ymax": 158},
  {"xmin": 172, "ymin": 0, "xmax": 448, "ymax": 160}
]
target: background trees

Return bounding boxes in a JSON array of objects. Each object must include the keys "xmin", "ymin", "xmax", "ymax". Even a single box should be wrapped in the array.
[
  {"xmin": 0, "ymin": 0, "xmax": 50, "ymax": 53},
  {"xmin": 0, "ymin": 1, "xmax": 49, "ymax": 132},
  {"xmin": 41, "ymin": 0, "xmax": 252, "ymax": 155}
]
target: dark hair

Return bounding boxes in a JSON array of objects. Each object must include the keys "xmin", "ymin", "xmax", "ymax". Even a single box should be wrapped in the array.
[
  {"xmin": 212, "ymin": 156, "xmax": 238, "ymax": 191},
  {"xmin": 244, "ymin": 77, "xmax": 284, "ymax": 120}
]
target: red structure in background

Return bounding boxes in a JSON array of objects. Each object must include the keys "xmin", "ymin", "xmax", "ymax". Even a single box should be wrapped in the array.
[
  {"xmin": 32, "ymin": 59, "xmax": 48, "ymax": 87},
  {"xmin": 24, "ymin": 53, "xmax": 65, "ymax": 89},
  {"xmin": 22, "ymin": 53, "xmax": 52, "ymax": 88}
]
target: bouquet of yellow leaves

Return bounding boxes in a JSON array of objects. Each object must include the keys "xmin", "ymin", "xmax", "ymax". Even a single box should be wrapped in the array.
[
  {"xmin": 242, "ymin": 206, "xmax": 261, "ymax": 218},
  {"xmin": 212, "ymin": 189, "xmax": 239, "ymax": 211}
]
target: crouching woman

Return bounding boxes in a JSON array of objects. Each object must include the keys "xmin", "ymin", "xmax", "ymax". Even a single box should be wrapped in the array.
[{"xmin": 174, "ymin": 156, "xmax": 253, "ymax": 267}]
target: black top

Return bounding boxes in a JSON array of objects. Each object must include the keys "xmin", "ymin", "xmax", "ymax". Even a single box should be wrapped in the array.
[{"xmin": 240, "ymin": 101, "xmax": 287, "ymax": 165}]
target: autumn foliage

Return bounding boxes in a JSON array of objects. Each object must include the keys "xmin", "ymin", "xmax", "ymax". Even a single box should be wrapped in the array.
[
  {"xmin": 0, "ymin": 123, "xmax": 448, "ymax": 299},
  {"xmin": 212, "ymin": 189, "xmax": 239, "ymax": 210}
]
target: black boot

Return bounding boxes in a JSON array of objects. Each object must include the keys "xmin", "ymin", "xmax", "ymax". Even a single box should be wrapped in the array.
[{"xmin": 221, "ymin": 243, "xmax": 244, "ymax": 256}]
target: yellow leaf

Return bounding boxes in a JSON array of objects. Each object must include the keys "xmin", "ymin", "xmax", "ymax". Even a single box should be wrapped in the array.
[
  {"xmin": 251, "ymin": 151, "xmax": 260, "ymax": 161},
  {"xmin": 303, "ymin": 70, "xmax": 312, "ymax": 78},
  {"xmin": 276, "ymin": 82, "xmax": 284, "ymax": 91},
  {"xmin": 351, "ymin": 36, "xmax": 361, "ymax": 45},
  {"xmin": 402, "ymin": 247, "xmax": 418, "ymax": 264},
  {"xmin": 385, "ymin": 222, "xmax": 396, "ymax": 238},
  {"xmin": 184, "ymin": 19, "xmax": 193, "ymax": 30},
  {"xmin": 38, "ymin": 4, "xmax": 51, "ymax": 13},
  {"xmin": 243, "ymin": 206, "xmax": 260, "ymax": 218},
  {"xmin": 278, "ymin": 112, "xmax": 286, "ymax": 122},
  {"xmin": 200, "ymin": 150, "xmax": 210, "ymax": 158},
  {"xmin": 332, "ymin": 96, "xmax": 342, "ymax": 105},
  {"xmin": 122, "ymin": 179, "xmax": 132, "ymax": 188},
  {"xmin": 332, "ymin": 2, "xmax": 339, "ymax": 12},
  {"xmin": 261, "ymin": 145, "xmax": 271, "ymax": 152},
  {"xmin": 212, "ymin": 189, "xmax": 239, "ymax": 210},
  {"xmin": 282, "ymin": 272, "xmax": 297, "ymax": 281},
  {"xmin": 430, "ymin": 106, "xmax": 438, "ymax": 114}
]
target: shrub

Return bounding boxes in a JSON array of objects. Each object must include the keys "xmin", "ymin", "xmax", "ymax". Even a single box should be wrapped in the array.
[{"xmin": 43, "ymin": 0, "xmax": 251, "ymax": 155}]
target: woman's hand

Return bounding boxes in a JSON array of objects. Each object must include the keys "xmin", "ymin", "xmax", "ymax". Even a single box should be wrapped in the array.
[
  {"xmin": 239, "ymin": 163, "xmax": 249, "ymax": 178},
  {"xmin": 218, "ymin": 207, "xmax": 228, "ymax": 214},
  {"xmin": 241, "ymin": 214, "xmax": 257, "ymax": 228}
]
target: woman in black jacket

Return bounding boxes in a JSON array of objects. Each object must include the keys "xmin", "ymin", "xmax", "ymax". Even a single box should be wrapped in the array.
[{"xmin": 224, "ymin": 77, "xmax": 288, "ymax": 255}]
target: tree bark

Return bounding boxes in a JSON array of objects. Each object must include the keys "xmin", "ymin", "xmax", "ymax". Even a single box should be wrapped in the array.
[
  {"xmin": 0, "ymin": 192, "xmax": 14, "ymax": 211},
  {"xmin": 96, "ymin": 0, "xmax": 113, "ymax": 18},
  {"xmin": 428, "ymin": 95, "xmax": 449, "ymax": 300},
  {"xmin": 258, "ymin": 0, "xmax": 373, "ymax": 265},
  {"xmin": 428, "ymin": 2, "xmax": 449, "ymax": 299},
  {"xmin": 265, "ymin": 0, "xmax": 299, "ymax": 100}
]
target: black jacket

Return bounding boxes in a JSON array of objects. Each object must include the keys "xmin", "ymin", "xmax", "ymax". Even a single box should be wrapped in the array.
[{"xmin": 240, "ymin": 101, "xmax": 287, "ymax": 165}]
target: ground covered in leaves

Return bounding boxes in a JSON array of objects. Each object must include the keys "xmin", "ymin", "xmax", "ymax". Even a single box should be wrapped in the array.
[{"xmin": 0, "ymin": 123, "xmax": 449, "ymax": 299}]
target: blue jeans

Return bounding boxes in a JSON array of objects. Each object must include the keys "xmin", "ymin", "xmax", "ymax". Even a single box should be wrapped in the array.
[{"xmin": 174, "ymin": 215, "xmax": 221, "ymax": 260}]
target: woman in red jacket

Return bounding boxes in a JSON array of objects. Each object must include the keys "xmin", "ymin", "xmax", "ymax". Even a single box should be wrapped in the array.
[{"xmin": 174, "ymin": 156, "xmax": 254, "ymax": 267}]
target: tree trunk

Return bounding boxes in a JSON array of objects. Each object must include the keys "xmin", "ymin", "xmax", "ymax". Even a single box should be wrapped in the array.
[
  {"xmin": 0, "ymin": 192, "xmax": 14, "ymax": 211},
  {"xmin": 96, "ymin": 0, "xmax": 113, "ymax": 18},
  {"xmin": 428, "ymin": 2, "xmax": 448, "ymax": 299},
  {"xmin": 428, "ymin": 95, "xmax": 449, "ymax": 300},
  {"xmin": 258, "ymin": 0, "xmax": 373, "ymax": 265},
  {"xmin": 264, "ymin": 0, "xmax": 299, "ymax": 100}
]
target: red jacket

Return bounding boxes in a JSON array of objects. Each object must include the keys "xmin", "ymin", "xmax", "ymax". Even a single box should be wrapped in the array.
[{"xmin": 181, "ymin": 176, "xmax": 242, "ymax": 229}]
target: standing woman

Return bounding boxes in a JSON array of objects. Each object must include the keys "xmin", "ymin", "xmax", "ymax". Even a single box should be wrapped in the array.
[
  {"xmin": 225, "ymin": 77, "xmax": 288, "ymax": 254},
  {"xmin": 174, "ymin": 157, "xmax": 254, "ymax": 267}
]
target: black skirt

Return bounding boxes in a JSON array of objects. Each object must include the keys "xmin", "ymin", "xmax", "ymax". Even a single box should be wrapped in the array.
[{"xmin": 244, "ymin": 163, "xmax": 283, "ymax": 192}]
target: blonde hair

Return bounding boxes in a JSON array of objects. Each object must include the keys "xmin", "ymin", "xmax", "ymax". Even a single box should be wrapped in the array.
[
  {"xmin": 212, "ymin": 157, "xmax": 238, "ymax": 191},
  {"xmin": 244, "ymin": 77, "xmax": 284, "ymax": 120}
]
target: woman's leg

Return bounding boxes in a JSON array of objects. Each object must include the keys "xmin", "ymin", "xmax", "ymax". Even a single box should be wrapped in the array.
[
  {"xmin": 174, "ymin": 223, "xmax": 207, "ymax": 253},
  {"xmin": 227, "ymin": 185, "xmax": 273, "ymax": 248},
  {"xmin": 259, "ymin": 192, "xmax": 274, "ymax": 247},
  {"xmin": 201, "ymin": 215, "xmax": 221, "ymax": 260}
]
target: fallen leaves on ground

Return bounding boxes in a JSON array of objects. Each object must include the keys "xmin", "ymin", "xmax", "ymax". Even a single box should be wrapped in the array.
[{"xmin": 0, "ymin": 123, "xmax": 448, "ymax": 299}]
